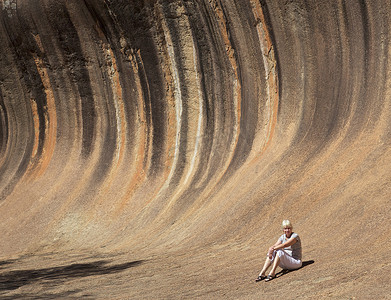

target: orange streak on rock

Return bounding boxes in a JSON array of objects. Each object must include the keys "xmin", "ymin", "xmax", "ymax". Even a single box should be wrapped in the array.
[
  {"xmin": 128, "ymin": 5, "xmax": 182, "ymax": 209},
  {"xmin": 159, "ymin": 9, "xmax": 180, "ymax": 179},
  {"xmin": 250, "ymin": 0, "xmax": 279, "ymax": 160},
  {"xmin": 29, "ymin": 98, "xmax": 40, "ymax": 159},
  {"xmin": 98, "ymin": 45, "xmax": 127, "ymax": 195},
  {"xmin": 189, "ymin": 1, "xmax": 241, "ymax": 192},
  {"xmin": 25, "ymin": 55, "xmax": 57, "ymax": 180},
  {"xmin": 110, "ymin": 48, "xmax": 126, "ymax": 171},
  {"xmin": 116, "ymin": 51, "xmax": 149, "ymax": 213},
  {"xmin": 117, "ymin": 13, "xmax": 178, "ymax": 212},
  {"xmin": 32, "ymin": 33, "xmax": 44, "ymax": 53},
  {"xmin": 211, "ymin": 0, "xmax": 241, "ymax": 136}
]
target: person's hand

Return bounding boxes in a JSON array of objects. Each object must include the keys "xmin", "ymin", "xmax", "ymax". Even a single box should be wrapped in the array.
[{"xmin": 268, "ymin": 246, "xmax": 274, "ymax": 259}]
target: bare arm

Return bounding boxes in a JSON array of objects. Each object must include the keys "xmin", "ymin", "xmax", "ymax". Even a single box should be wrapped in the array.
[
  {"xmin": 273, "ymin": 237, "xmax": 297, "ymax": 250},
  {"xmin": 267, "ymin": 239, "xmax": 282, "ymax": 258}
]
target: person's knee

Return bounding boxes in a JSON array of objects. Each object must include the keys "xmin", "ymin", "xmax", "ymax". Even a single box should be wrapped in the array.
[{"xmin": 267, "ymin": 250, "xmax": 277, "ymax": 261}]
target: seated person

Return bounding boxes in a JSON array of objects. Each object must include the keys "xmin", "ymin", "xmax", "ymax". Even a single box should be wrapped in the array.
[{"xmin": 256, "ymin": 219, "xmax": 302, "ymax": 282}]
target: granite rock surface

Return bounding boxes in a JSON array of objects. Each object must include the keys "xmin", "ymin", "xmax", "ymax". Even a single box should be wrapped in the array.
[{"xmin": 0, "ymin": 0, "xmax": 390, "ymax": 298}]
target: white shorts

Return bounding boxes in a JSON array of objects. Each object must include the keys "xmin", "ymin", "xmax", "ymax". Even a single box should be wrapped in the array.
[{"xmin": 269, "ymin": 250, "xmax": 302, "ymax": 270}]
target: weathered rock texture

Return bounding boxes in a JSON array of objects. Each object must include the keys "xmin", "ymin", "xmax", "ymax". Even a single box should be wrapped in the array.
[{"xmin": 0, "ymin": 0, "xmax": 390, "ymax": 298}]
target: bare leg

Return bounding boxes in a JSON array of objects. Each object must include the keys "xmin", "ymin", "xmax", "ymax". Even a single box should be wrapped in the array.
[
  {"xmin": 258, "ymin": 256, "xmax": 272, "ymax": 276},
  {"xmin": 268, "ymin": 252, "xmax": 280, "ymax": 276}
]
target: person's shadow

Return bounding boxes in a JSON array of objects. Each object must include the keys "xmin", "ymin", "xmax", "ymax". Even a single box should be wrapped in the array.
[{"xmin": 276, "ymin": 260, "xmax": 315, "ymax": 278}]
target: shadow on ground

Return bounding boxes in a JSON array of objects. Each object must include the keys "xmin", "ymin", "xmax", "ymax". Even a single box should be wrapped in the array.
[
  {"xmin": 277, "ymin": 260, "xmax": 315, "ymax": 278},
  {"xmin": 0, "ymin": 259, "xmax": 18, "ymax": 269},
  {"xmin": 0, "ymin": 259, "xmax": 144, "ymax": 293}
]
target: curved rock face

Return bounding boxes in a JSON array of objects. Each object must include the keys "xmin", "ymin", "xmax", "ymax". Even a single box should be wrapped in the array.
[{"xmin": 0, "ymin": 0, "xmax": 390, "ymax": 298}]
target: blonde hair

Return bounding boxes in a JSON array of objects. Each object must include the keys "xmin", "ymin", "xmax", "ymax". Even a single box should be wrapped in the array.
[{"xmin": 282, "ymin": 219, "xmax": 293, "ymax": 229}]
